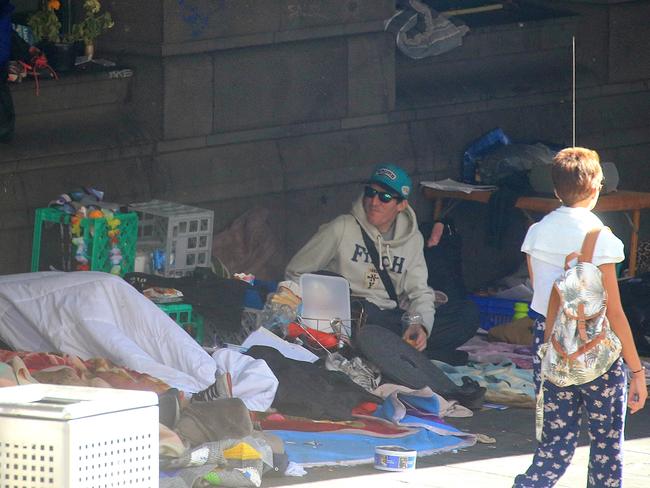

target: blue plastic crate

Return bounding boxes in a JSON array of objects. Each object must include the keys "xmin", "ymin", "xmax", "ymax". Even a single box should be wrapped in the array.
[{"xmin": 468, "ymin": 295, "xmax": 523, "ymax": 331}]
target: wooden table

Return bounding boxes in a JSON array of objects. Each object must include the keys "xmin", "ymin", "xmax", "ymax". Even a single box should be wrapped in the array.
[{"xmin": 422, "ymin": 188, "xmax": 650, "ymax": 277}]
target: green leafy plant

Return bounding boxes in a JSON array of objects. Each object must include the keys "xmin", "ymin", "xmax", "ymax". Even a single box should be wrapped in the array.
[
  {"xmin": 27, "ymin": 0, "xmax": 113, "ymax": 45},
  {"xmin": 27, "ymin": 1, "xmax": 65, "ymax": 43},
  {"xmin": 71, "ymin": 0, "xmax": 114, "ymax": 45}
]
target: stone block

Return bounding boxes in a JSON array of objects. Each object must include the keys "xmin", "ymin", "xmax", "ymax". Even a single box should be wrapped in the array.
[
  {"xmin": 103, "ymin": 0, "xmax": 163, "ymax": 46},
  {"xmin": 120, "ymin": 54, "xmax": 165, "ymax": 139},
  {"xmin": 277, "ymin": 125, "xmax": 414, "ymax": 190},
  {"xmin": 277, "ymin": 0, "xmax": 394, "ymax": 32},
  {"xmin": 163, "ymin": 54, "xmax": 214, "ymax": 139},
  {"xmin": 0, "ymin": 174, "xmax": 30, "ymax": 231},
  {"xmin": 608, "ymin": 2, "xmax": 650, "ymax": 82},
  {"xmin": 152, "ymin": 140, "xmax": 283, "ymax": 203},
  {"xmin": 21, "ymin": 157, "xmax": 152, "ymax": 209},
  {"xmin": 0, "ymin": 228, "xmax": 32, "ymax": 275},
  {"xmin": 284, "ymin": 180, "xmax": 361, "ymax": 259},
  {"xmin": 347, "ymin": 32, "xmax": 395, "ymax": 117},
  {"xmin": 104, "ymin": 0, "xmax": 394, "ymax": 54},
  {"xmin": 577, "ymin": 90, "xmax": 650, "ymax": 136},
  {"xmin": 212, "ymin": 38, "xmax": 348, "ymax": 132}
]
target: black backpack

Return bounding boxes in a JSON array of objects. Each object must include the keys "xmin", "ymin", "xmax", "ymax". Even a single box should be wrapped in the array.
[
  {"xmin": 619, "ymin": 273, "xmax": 650, "ymax": 356},
  {"xmin": 419, "ymin": 220, "xmax": 466, "ymax": 303}
]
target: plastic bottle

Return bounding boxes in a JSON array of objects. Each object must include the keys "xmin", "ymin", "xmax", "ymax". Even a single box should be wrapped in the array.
[{"xmin": 401, "ymin": 312, "xmax": 423, "ymax": 330}]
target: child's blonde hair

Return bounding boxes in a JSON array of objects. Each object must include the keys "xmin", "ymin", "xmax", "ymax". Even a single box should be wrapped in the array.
[{"xmin": 552, "ymin": 147, "xmax": 603, "ymax": 206}]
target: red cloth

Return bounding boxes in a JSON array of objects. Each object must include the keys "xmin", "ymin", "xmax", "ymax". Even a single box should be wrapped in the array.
[{"xmin": 253, "ymin": 411, "xmax": 416, "ymax": 437}]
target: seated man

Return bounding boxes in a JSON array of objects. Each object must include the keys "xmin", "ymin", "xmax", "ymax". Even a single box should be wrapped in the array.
[{"xmin": 285, "ymin": 163, "xmax": 476, "ymax": 365}]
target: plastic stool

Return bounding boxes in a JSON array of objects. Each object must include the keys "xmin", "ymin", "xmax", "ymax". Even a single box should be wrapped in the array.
[{"xmin": 157, "ymin": 303, "xmax": 205, "ymax": 345}]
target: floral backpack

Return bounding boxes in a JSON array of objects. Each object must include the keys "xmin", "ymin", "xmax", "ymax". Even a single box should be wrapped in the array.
[{"xmin": 539, "ymin": 228, "xmax": 622, "ymax": 388}]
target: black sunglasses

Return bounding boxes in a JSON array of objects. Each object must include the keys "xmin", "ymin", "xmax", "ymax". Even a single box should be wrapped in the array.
[{"xmin": 364, "ymin": 185, "xmax": 401, "ymax": 203}]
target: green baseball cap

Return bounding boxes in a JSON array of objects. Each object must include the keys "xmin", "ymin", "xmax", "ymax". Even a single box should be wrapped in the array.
[{"xmin": 369, "ymin": 164, "xmax": 412, "ymax": 199}]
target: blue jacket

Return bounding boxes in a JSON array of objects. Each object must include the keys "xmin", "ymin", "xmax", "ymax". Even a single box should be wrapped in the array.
[{"xmin": 0, "ymin": 1, "xmax": 14, "ymax": 67}]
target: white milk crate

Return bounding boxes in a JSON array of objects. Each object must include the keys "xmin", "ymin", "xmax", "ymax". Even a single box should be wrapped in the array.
[
  {"xmin": 0, "ymin": 384, "xmax": 159, "ymax": 488},
  {"xmin": 129, "ymin": 199, "xmax": 214, "ymax": 277}
]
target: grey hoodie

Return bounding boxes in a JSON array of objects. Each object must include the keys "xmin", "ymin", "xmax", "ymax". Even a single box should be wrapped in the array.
[{"xmin": 285, "ymin": 196, "xmax": 436, "ymax": 335}]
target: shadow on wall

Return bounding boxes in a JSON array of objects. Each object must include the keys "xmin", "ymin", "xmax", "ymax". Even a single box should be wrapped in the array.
[{"xmin": 211, "ymin": 206, "xmax": 285, "ymax": 281}]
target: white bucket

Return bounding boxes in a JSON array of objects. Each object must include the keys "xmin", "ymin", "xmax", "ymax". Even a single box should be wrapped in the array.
[{"xmin": 374, "ymin": 445, "xmax": 417, "ymax": 472}]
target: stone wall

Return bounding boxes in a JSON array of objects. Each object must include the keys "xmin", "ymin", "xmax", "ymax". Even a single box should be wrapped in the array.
[{"xmin": 4, "ymin": 0, "xmax": 650, "ymax": 287}]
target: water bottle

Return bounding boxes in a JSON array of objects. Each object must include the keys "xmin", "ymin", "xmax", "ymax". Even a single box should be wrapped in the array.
[{"xmin": 401, "ymin": 312, "xmax": 423, "ymax": 330}]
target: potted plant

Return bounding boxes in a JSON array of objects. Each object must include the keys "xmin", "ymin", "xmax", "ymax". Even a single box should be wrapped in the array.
[
  {"xmin": 27, "ymin": 1, "xmax": 76, "ymax": 72},
  {"xmin": 70, "ymin": 0, "xmax": 114, "ymax": 60},
  {"xmin": 27, "ymin": 0, "xmax": 113, "ymax": 69}
]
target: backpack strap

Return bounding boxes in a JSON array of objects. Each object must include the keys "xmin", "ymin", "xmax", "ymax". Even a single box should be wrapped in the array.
[
  {"xmin": 552, "ymin": 325, "xmax": 608, "ymax": 361},
  {"xmin": 555, "ymin": 228, "xmax": 605, "ymax": 345},
  {"xmin": 563, "ymin": 228, "xmax": 602, "ymax": 269},
  {"xmin": 355, "ymin": 220, "xmax": 399, "ymax": 306},
  {"xmin": 578, "ymin": 228, "xmax": 602, "ymax": 264}
]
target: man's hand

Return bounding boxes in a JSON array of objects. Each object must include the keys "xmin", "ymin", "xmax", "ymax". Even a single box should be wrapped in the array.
[{"xmin": 402, "ymin": 324, "xmax": 427, "ymax": 352}]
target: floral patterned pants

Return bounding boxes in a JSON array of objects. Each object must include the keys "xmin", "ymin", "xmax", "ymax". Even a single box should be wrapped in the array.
[{"xmin": 514, "ymin": 317, "xmax": 628, "ymax": 487}]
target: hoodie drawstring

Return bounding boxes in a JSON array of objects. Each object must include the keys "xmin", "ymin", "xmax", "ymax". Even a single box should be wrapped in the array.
[{"xmin": 375, "ymin": 235, "xmax": 392, "ymax": 270}]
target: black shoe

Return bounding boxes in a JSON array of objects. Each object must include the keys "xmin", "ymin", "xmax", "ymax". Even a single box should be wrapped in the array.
[
  {"xmin": 446, "ymin": 376, "xmax": 486, "ymax": 409},
  {"xmin": 158, "ymin": 388, "xmax": 180, "ymax": 429}
]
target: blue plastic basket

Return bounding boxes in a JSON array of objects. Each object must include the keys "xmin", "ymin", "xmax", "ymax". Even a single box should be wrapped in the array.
[{"xmin": 468, "ymin": 295, "xmax": 522, "ymax": 331}]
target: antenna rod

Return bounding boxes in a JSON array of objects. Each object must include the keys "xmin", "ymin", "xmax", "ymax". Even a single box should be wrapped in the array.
[{"xmin": 572, "ymin": 36, "xmax": 576, "ymax": 147}]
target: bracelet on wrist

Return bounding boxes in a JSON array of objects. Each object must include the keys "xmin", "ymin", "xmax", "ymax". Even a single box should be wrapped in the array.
[{"xmin": 631, "ymin": 366, "xmax": 646, "ymax": 375}]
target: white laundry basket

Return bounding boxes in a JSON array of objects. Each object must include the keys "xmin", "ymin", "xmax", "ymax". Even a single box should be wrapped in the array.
[{"xmin": 0, "ymin": 384, "xmax": 159, "ymax": 488}]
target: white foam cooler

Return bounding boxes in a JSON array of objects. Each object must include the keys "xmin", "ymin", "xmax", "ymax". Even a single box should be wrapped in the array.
[{"xmin": 0, "ymin": 384, "xmax": 159, "ymax": 488}]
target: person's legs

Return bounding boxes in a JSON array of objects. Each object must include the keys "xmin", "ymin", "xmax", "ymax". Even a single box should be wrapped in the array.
[
  {"xmin": 582, "ymin": 359, "xmax": 626, "ymax": 488},
  {"xmin": 425, "ymin": 299, "xmax": 479, "ymax": 365},
  {"xmin": 513, "ymin": 381, "xmax": 582, "ymax": 487},
  {"xmin": 354, "ymin": 300, "xmax": 486, "ymax": 407},
  {"xmin": 355, "ymin": 299, "xmax": 403, "ymax": 336},
  {"xmin": 531, "ymin": 316, "xmax": 545, "ymax": 394}
]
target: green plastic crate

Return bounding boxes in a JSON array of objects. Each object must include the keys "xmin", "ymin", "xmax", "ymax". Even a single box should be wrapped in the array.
[
  {"xmin": 157, "ymin": 302, "xmax": 205, "ymax": 345},
  {"xmin": 31, "ymin": 207, "xmax": 138, "ymax": 276}
]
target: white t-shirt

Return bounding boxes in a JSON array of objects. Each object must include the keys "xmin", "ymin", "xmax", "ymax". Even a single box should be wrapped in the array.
[{"xmin": 521, "ymin": 206, "xmax": 624, "ymax": 316}]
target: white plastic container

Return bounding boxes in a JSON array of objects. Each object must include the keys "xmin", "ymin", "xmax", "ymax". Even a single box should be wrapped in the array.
[
  {"xmin": 0, "ymin": 384, "xmax": 159, "ymax": 488},
  {"xmin": 299, "ymin": 273, "xmax": 351, "ymax": 334},
  {"xmin": 130, "ymin": 199, "xmax": 214, "ymax": 277}
]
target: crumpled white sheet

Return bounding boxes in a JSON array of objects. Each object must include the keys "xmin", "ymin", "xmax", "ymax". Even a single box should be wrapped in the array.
[
  {"xmin": 212, "ymin": 348, "xmax": 278, "ymax": 412},
  {"xmin": 0, "ymin": 271, "xmax": 216, "ymax": 393}
]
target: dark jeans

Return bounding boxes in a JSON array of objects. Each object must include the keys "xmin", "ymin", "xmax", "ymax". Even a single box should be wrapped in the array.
[{"xmin": 356, "ymin": 298, "xmax": 479, "ymax": 363}]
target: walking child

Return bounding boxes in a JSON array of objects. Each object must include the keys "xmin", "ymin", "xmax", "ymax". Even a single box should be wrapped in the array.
[{"xmin": 514, "ymin": 147, "xmax": 647, "ymax": 487}]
